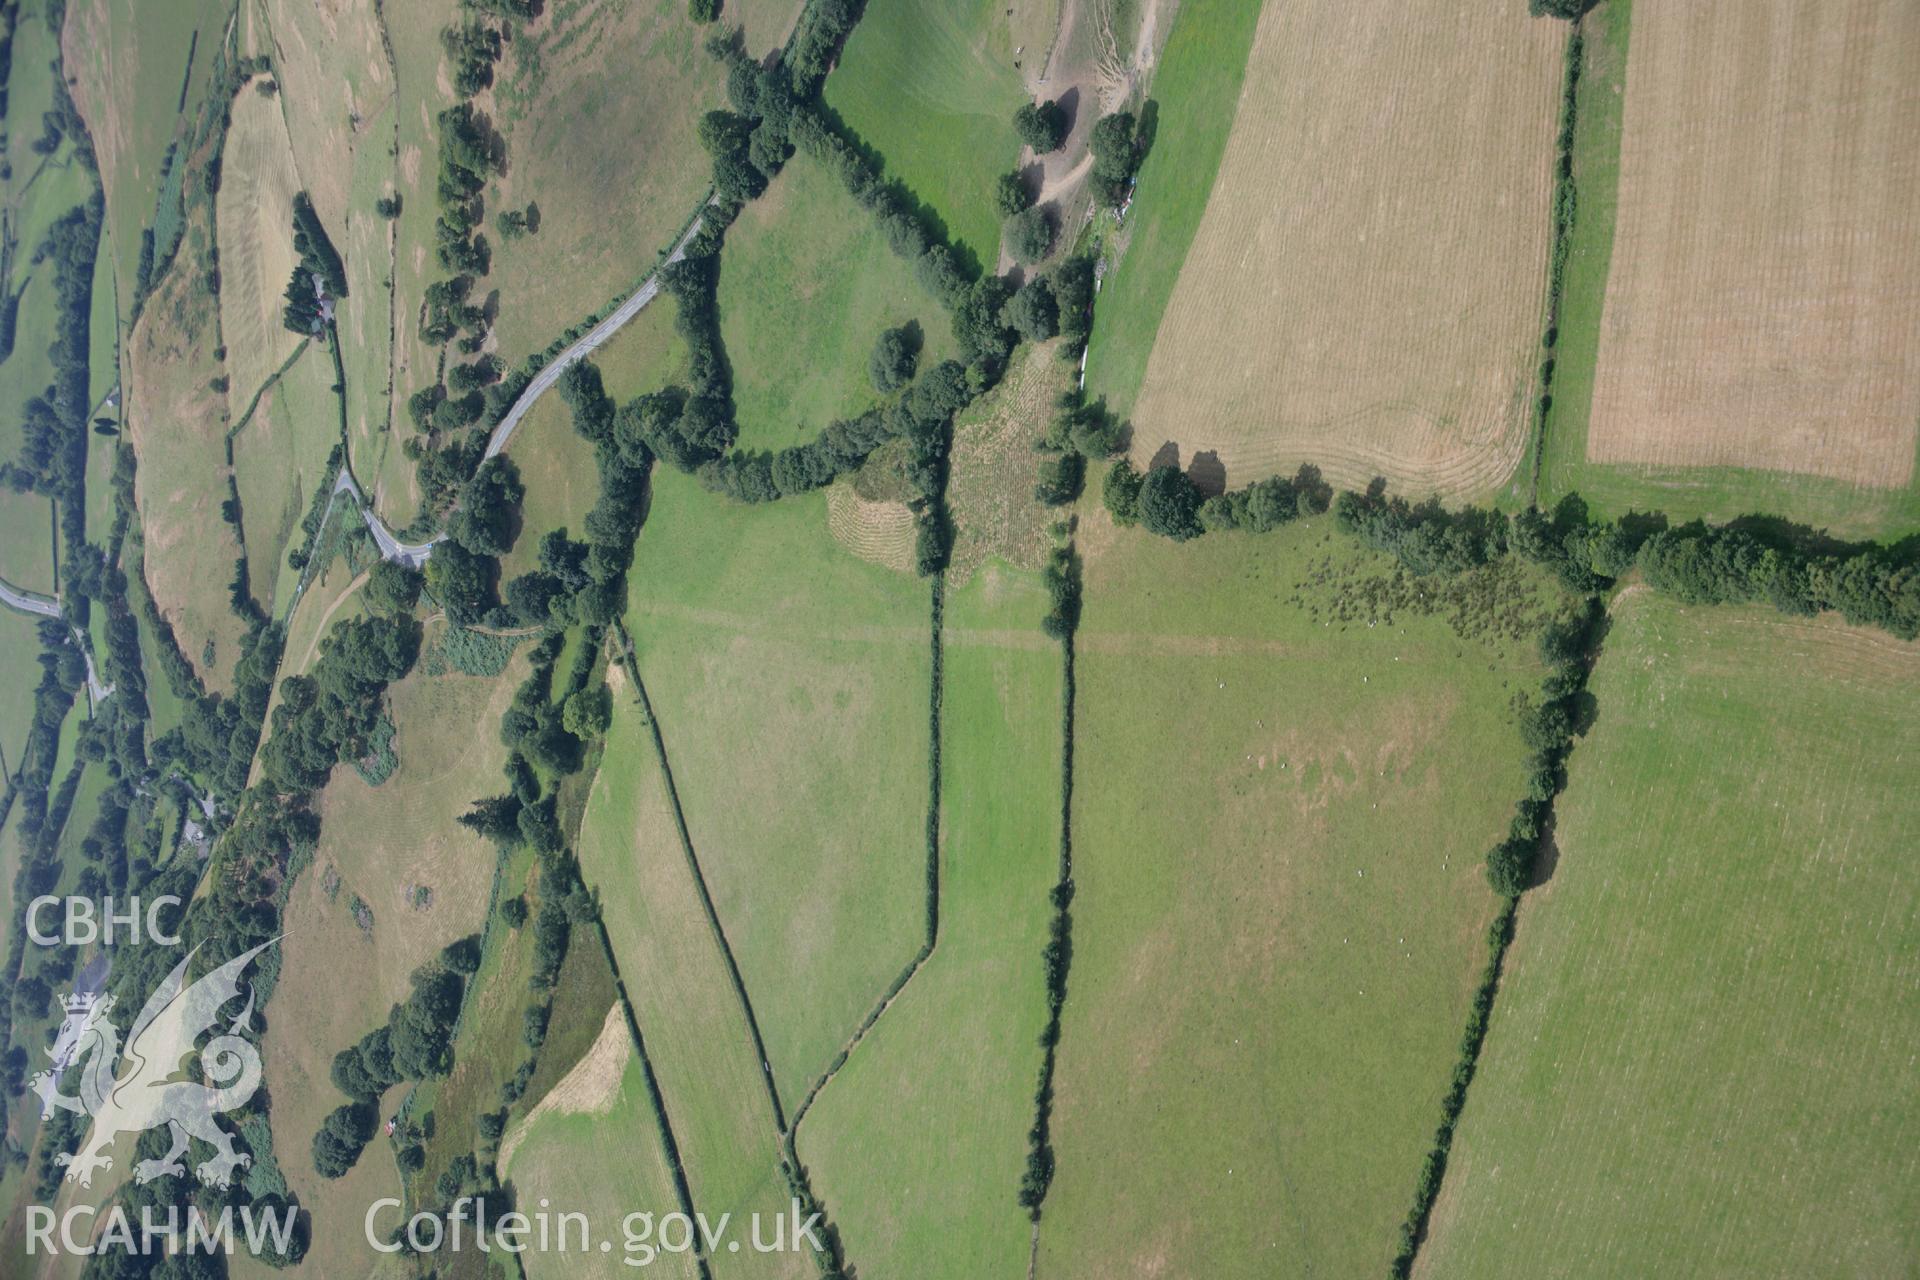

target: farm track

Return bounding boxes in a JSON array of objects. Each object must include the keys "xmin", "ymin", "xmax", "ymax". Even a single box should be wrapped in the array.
[
  {"xmin": 0, "ymin": 575, "xmax": 115, "ymax": 702},
  {"xmin": 337, "ymin": 203, "xmax": 712, "ymax": 559}
]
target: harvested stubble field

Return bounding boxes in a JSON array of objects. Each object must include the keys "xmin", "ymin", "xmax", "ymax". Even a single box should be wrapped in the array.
[
  {"xmin": 1124, "ymin": 0, "xmax": 1562, "ymax": 501},
  {"xmin": 1418, "ymin": 590, "xmax": 1920, "ymax": 1276},
  {"xmin": 624, "ymin": 468, "xmax": 930, "ymax": 1115},
  {"xmin": 1037, "ymin": 509, "xmax": 1562, "ymax": 1277},
  {"xmin": 1078, "ymin": 0, "xmax": 1262, "ymax": 419},
  {"xmin": 1583, "ymin": 0, "xmax": 1920, "ymax": 495},
  {"xmin": 214, "ymin": 81, "xmax": 304, "ymax": 418},
  {"xmin": 823, "ymin": 479, "xmax": 916, "ymax": 575},
  {"xmin": 802, "ymin": 568, "xmax": 1058, "ymax": 1280},
  {"xmin": 576, "ymin": 698, "xmax": 810, "ymax": 1280}
]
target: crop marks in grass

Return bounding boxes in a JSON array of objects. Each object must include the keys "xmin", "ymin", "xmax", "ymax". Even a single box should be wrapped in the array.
[
  {"xmin": 1418, "ymin": 592, "xmax": 1920, "ymax": 1276},
  {"xmin": 1036, "ymin": 517, "xmax": 1553, "ymax": 1278}
]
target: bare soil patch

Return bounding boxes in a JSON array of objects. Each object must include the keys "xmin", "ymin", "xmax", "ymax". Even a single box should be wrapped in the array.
[{"xmin": 497, "ymin": 1004, "xmax": 629, "ymax": 1171}]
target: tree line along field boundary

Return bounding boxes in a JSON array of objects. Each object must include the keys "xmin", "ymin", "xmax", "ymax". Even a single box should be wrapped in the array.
[{"xmin": 1523, "ymin": 18, "xmax": 1587, "ymax": 506}]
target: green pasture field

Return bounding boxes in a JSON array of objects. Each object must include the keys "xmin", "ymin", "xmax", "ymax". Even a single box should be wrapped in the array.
[
  {"xmin": 823, "ymin": 0, "xmax": 1027, "ymax": 271},
  {"xmin": 576, "ymin": 698, "xmax": 808, "ymax": 1279},
  {"xmin": 485, "ymin": 0, "xmax": 722, "ymax": 367},
  {"xmin": 497, "ymin": 303, "xmax": 690, "ymax": 562},
  {"xmin": 128, "ymin": 538, "xmax": 192, "ymax": 737},
  {"xmin": 0, "ymin": 270, "xmax": 58, "ymax": 467},
  {"xmin": 721, "ymin": 150, "xmax": 954, "ymax": 452},
  {"xmin": 505, "ymin": 1053, "xmax": 700, "ymax": 1280},
  {"xmin": 61, "ymin": 0, "xmax": 229, "ymax": 325},
  {"xmin": 624, "ymin": 466, "xmax": 929, "ymax": 1114},
  {"xmin": 1080, "ymin": 0, "xmax": 1263, "ymax": 418},
  {"xmin": 592, "ymin": 294, "xmax": 688, "ymax": 400},
  {"xmin": 0, "ymin": 489, "xmax": 55, "ymax": 593},
  {"xmin": 499, "ymin": 391, "xmax": 603, "ymax": 581},
  {"xmin": 0, "ymin": 608, "xmax": 41, "ymax": 782},
  {"xmin": 1418, "ymin": 591, "xmax": 1920, "ymax": 1276},
  {"xmin": 1534, "ymin": 0, "xmax": 1919, "ymax": 540},
  {"xmin": 231, "ymin": 340, "xmax": 336, "ymax": 615},
  {"xmin": 0, "ymin": 0, "xmax": 96, "ymax": 471},
  {"xmin": 1036, "ymin": 509, "xmax": 1561, "ymax": 1277},
  {"xmin": 374, "ymin": 0, "xmax": 462, "ymax": 532},
  {"xmin": 801, "ymin": 565, "xmax": 1058, "ymax": 1279},
  {"xmin": 87, "ymin": 221, "xmax": 119, "ymax": 406},
  {"xmin": 338, "ymin": 95, "xmax": 396, "ymax": 478}
]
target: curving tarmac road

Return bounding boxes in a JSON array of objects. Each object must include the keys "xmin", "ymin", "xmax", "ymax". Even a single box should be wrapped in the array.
[
  {"xmin": 482, "ymin": 211, "xmax": 708, "ymax": 462},
  {"xmin": 0, "ymin": 576, "xmax": 61, "ymax": 619},
  {"xmin": 0, "ymin": 576, "xmax": 115, "ymax": 703},
  {"xmin": 340, "ymin": 207, "xmax": 710, "ymax": 566}
]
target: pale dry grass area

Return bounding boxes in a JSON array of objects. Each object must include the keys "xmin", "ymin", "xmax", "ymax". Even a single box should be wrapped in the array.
[
  {"xmin": 257, "ymin": 0, "xmax": 391, "ymax": 233},
  {"xmin": 497, "ymin": 1005, "xmax": 629, "ymax": 1171},
  {"xmin": 1127, "ymin": 0, "xmax": 1561, "ymax": 500},
  {"xmin": 1587, "ymin": 0, "xmax": 1920, "ymax": 487},
  {"xmin": 946, "ymin": 340, "xmax": 1064, "ymax": 582},
  {"xmin": 126, "ymin": 211, "xmax": 246, "ymax": 692},
  {"xmin": 216, "ymin": 81, "xmax": 304, "ymax": 414},
  {"xmin": 262, "ymin": 662, "xmax": 520, "ymax": 1274},
  {"xmin": 824, "ymin": 481, "xmax": 917, "ymax": 574}
]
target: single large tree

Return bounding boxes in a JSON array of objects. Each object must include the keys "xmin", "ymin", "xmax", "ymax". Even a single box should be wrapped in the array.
[
  {"xmin": 1013, "ymin": 99, "xmax": 1069, "ymax": 153},
  {"xmin": 1137, "ymin": 464, "xmax": 1203, "ymax": 541}
]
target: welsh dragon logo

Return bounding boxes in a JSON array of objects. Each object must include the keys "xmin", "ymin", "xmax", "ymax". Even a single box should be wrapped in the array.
[{"xmin": 29, "ymin": 939, "xmax": 276, "ymax": 1189}]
